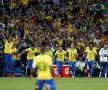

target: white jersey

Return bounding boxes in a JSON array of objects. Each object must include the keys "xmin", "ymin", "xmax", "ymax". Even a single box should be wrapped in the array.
[{"xmin": 99, "ymin": 48, "xmax": 108, "ymax": 62}]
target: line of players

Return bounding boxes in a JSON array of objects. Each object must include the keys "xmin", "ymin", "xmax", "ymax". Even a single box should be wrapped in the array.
[{"xmin": 4, "ymin": 35, "xmax": 99, "ymax": 78}]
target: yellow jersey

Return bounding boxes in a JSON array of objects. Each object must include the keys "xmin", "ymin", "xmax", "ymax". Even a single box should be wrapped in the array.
[
  {"xmin": 54, "ymin": 21, "xmax": 61, "ymax": 30},
  {"xmin": 56, "ymin": 37, "xmax": 63, "ymax": 46},
  {"xmin": 66, "ymin": 49, "xmax": 78, "ymax": 62},
  {"xmin": 4, "ymin": 40, "xmax": 14, "ymax": 53},
  {"xmin": 77, "ymin": 42, "xmax": 85, "ymax": 50},
  {"xmin": 86, "ymin": 47, "xmax": 98, "ymax": 51},
  {"xmin": 25, "ymin": 48, "xmax": 38, "ymax": 60},
  {"xmin": 55, "ymin": 50, "xmax": 66, "ymax": 62},
  {"xmin": 84, "ymin": 48, "xmax": 97, "ymax": 61},
  {"xmin": 68, "ymin": 24, "xmax": 73, "ymax": 32},
  {"xmin": 21, "ymin": 0, "xmax": 28, "ymax": 6},
  {"xmin": 33, "ymin": 55, "xmax": 52, "ymax": 80},
  {"xmin": 45, "ymin": 50, "xmax": 53, "ymax": 57}
]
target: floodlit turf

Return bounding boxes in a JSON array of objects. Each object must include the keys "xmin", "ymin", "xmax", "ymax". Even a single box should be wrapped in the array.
[{"xmin": 0, "ymin": 78, "xmax": 108, "ymax": 90}]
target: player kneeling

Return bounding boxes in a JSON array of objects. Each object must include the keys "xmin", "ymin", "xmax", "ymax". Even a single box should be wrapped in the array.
[{"xmin": 30, "ymin": 42, "xmax": 56, "ymax": 90}]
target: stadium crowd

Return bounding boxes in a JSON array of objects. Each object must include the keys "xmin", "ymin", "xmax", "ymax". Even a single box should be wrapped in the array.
[{"xmin": 0, "ymin": 0, "xmax": 108, "ymax": 78}]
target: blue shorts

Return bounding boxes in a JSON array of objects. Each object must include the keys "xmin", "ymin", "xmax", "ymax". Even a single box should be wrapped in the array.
[
  {"xmin": 27, "ymin": 60, "xmax": 33, "ymax": 67},
  {"xmin": 12, "ymin": 59, "xmax": 15, "ymax": 66},
  {"xmin": 36, "ymin": 79, "xmax": 56, "ymax": 90},
  {"xmin": 56, "ymin": 60, "xmax": 63, "ymax": 68},
  {"xmin": 68, "ymin": 61, "xmax": 76, "ymax": 68},
  {"xmin": 86, "ymin": 59, "xmax": 95, "ymax": 67},
  {"xmin": 4, "ymin": 53, "xmax": 13, "ymax": 63}
]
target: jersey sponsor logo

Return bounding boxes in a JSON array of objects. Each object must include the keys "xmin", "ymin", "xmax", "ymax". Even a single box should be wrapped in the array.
[{"xmin": 65, "ymin": 68, "xmax": 69, "ymax": 74}]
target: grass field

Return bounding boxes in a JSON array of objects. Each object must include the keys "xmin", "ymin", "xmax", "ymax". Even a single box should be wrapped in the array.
[{"xmin": 0, "ymin": 78, "xmax": 108, "ymax": 90}]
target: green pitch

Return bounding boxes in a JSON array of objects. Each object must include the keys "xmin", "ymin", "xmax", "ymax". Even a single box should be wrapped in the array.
[{"xmin": 0, "ymin": 78, "xmax": 108, "ymax": 90}]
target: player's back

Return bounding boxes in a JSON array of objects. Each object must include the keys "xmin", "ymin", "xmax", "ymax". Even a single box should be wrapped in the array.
[{"xmin": 33, "ymin": 54, "xmax": 52, "ymax": 80}]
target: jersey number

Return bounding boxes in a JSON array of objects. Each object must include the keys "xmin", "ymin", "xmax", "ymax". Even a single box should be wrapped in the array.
[{"xmin": 38, "ymin": 62, "xmax": 47, "ymax": 71}]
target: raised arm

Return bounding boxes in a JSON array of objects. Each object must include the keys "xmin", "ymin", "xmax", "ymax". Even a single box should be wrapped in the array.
[{"xmin": 2, "ymin": 30, "xmax": 7, "ymax": 40}]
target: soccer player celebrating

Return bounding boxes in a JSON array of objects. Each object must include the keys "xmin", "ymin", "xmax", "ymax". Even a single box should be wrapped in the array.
[
  {"xmin": 84, "ymin": 42, "xmax": 97, "ymax": 77},
  {"xmin": 66, "ymin": 44, "xmax": 78, "ymax": 78},
  {"xmin": 22, "ymin": 44, "xmax": 38, "ymax": 76},
  {"xmin": 4, "ymin": 36, "xmax": 14, "ymax": 77},
  {"xmin": 55, "ymin": 46, "xmax": 66, "ymax": 77},
  {"xmin": 30, "ymin": 42, "xmax": 56, "ymax": 90}
]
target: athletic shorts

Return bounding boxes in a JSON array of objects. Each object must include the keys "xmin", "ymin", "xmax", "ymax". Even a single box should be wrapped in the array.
[
  {"xmin": 36, "ymin": 79, "xmax": 56, "ymax": 90},
  {"xmin": 27, "ymin": 60, "xmax": 33, "ymax": 67},
  {"xmin": 68, "ymin": 61, "xmax": 76, "ymax": 68},
  {"xmin": 56, "ymin": 60, "xmax": 63, "ymax": 68},
  {"xmin": 4, "ymin": 53, "xmax": 13, "ymax": 63}
]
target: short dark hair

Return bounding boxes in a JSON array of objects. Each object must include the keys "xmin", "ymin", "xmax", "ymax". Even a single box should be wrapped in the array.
[
  {"xmin": 40, "ymin": 41, "xmax": 46, "ymax": 54},
  {"xmin": 89, "ymin": 42, "xmax": 94, "ymax": 47}
]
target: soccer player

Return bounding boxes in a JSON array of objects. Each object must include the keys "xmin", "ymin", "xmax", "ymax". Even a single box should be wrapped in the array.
[
  {"xmin": 84, "ymin": 42, "xmax": 97, "ymax": 77},
  {"xmin": 30, "ymin": 42, "xmax": 56, "ymax": 90},
  {"xmin": 22, "ymin": 44, "xmax": 38, "ymax": 76},
  {"xmin": 4, "ymin": 36, "xmax": 14, "ymax": 77},
  {"xmin": 66, "ymin": 44, "xmax": 78, "ymax": 78},
  {"xmin": 55, "ymin": 46, "xmax": 66, "ymax": 77}
]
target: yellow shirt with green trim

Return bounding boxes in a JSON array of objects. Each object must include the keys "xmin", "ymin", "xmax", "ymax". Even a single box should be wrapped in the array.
[
  {"xmin": 4, "ymin": 40, "xmax": 14, "ymax": 53},
  {"xmin": 84, "ymin": 47, "xmax": 97, "ymax": 61},
  {"xmin": 33, "ymin": 55, "xmax": 52, "ymax": 80},
  {"xmin": 55, "ymin": 50, "xmax": 66, "ymax": 62},
  {"xmin": 25, "ymin": 48, "xmax": 38, "ymax": 60},
  {"xmin": 66, "ymin": 49, "xmax": 78, "ymax": 62}
]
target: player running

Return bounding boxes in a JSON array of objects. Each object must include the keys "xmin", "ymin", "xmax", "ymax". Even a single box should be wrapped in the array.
[
  {"xmin": 22, "ymin": 44, "xmax": 38, "ymax": 76},
  {"xmin": 55, "ymin": 46, "xmax": 66, "ymax": 77},
  {"xmin": 66, "ymin": 44, "xmax": 78, "ymax": 78},
  {"xmin": 30, "ymin": 42, "xmax": 56, "ymax": 90},
  {"xmin": 84, "ymin": 42, "xmax": 97, "ymax": 77}
]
